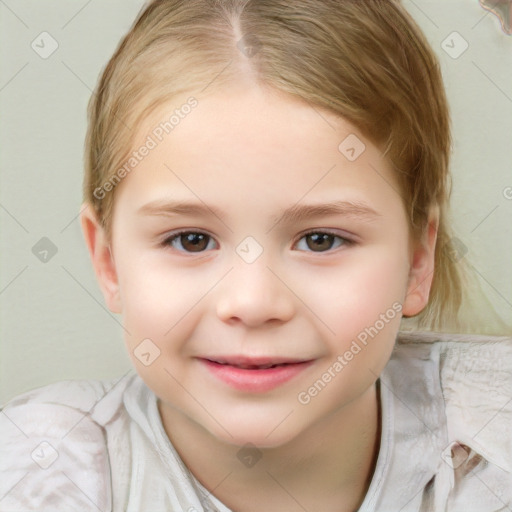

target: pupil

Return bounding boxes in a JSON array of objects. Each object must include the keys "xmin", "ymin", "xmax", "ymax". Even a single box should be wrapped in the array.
[{"xmin": 307, "ymin": 233, "xmax": 333, "ymax": 251}]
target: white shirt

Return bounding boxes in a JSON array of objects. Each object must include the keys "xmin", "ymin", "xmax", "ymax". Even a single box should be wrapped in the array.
[{"xmin": 1, "ymin": 331, "xmax": 511, "ymax": 512}]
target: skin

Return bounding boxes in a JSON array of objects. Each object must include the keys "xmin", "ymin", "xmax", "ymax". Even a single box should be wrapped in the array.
[{"xmin": 82, "ymin": 82, "xmax": 438, "ymax": 511}]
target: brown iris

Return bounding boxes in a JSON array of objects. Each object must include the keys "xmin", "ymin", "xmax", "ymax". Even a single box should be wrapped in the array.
[
  {"xmin": 178, "ymin": 232, "xmax": 210, "ymax": 252},
  {"xmin": 305, "ymin": 233, "xmax": 336, "ymax": 252}
]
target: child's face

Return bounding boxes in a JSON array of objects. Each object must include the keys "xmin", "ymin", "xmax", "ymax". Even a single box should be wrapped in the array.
[{"xmin": 84, "ymin": 83, "xmax": 435, "ymax": 447}]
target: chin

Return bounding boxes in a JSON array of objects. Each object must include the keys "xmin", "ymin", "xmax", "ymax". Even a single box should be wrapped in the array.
[{"xmin": 206, "ymin": 417, "xmax": 303, "ymax": 450}]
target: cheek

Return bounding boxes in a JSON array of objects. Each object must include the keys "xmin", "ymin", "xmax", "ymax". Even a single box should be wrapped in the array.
[
  {"xmin": 297, "ymin": 249, "xmax": 409, "ymax": 404},
  {"xmin": 300, "ymin": 247, "xmax": 410, "ymax": 339},
  {"xmin": 115, "ymin": 255, "xmax": 214, "ymax": 344}
]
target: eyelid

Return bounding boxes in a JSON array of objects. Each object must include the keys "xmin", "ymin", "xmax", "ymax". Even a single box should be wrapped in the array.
[
  {"xmin": 160, "ymin": 229, "xmax": 219, "ymax": 252},
  {"xmin": 293, "ymin": 228, "xmax": 356, "ymax": 247},
  {"xmin": 161, "ymin": 228, "xmax": 215, "ymax": 241}
]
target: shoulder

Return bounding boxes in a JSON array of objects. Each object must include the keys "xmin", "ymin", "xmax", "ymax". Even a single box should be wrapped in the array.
[
  {"xmin": 381, "ymin": 332, "xmax": 512, "ymax": 512},
  {"xmin": 394, "ymin": 329, "xmax": 512, "ymax": 362},
  {"xmin": 393, "ymin": 330, "xmax": 512, "ymax": 407},
  {"xmin": 392, "ymin": 331, "xmax": 512, "ymax": 502},
  {"xmin": 0, "ymin": 373, "xmax": 137, "ymax": 511}
]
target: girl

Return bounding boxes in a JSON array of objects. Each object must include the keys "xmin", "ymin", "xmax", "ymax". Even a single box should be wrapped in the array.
[{"xmin": 1, "ymin": 1, "xmax": 511, "ymax": 510}]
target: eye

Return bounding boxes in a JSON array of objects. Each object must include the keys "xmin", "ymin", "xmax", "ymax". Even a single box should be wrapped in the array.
[
  {"xmin": 161, "ymin": 230, "xmax": 353, "ymax": 254},
  {"xmin": 162, "ymin": 231, "xmax": 217, "ymax": 253},
  {"xmin": 294, "ymin": 231, "xmax": 353, "ymax": 253}
]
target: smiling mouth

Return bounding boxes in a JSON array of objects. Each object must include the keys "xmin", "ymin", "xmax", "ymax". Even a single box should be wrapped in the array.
[
  {"xmin": 205, "ymin": 360, "xmax": 298, "ymax": 370},
  {"xmin": 199, "ymin": 357, "xmax": 314, "ymax": 392},
  {"xmin": 202, "ymin": 355, "xmax": 312, "ymax": 369}
]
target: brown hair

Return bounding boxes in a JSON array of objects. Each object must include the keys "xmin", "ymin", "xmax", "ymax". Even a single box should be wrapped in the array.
[{"xmin": 83, "ymin": 0, "xmax": 509, "ymax": 334}]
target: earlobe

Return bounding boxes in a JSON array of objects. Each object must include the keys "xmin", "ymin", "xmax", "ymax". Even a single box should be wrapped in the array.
[
  {"xmin": 80, "ymin": 204, "xmax": 122, "ymax": 314},
  {"xmin": 402, "ymin": 212, "xmax": 439, "ymax": 317}
]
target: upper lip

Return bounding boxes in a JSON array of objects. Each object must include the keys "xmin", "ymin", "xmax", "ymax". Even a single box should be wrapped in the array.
[{"xmin": 200, "ymin": 356, "xmax": 312, "ymax": 367}]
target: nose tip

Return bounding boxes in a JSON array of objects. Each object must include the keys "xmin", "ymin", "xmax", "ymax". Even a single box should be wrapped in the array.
[{"xmin": 215, "ymin": 263, "xmax": 295, "ymax": 327}]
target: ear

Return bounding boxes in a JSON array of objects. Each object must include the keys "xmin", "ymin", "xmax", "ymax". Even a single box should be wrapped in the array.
[
  {"xmin": 80, "ymin": 203, "xmax": 122, "ymax": 314},
  {"xmin": 402, "ymin": 209, "xmax": 439, "ymax": 317}
]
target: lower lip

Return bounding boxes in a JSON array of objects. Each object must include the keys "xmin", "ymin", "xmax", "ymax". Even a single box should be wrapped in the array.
[{"xmin": 200, "ymin": 359, "xmax": 314, "ymax": 393}]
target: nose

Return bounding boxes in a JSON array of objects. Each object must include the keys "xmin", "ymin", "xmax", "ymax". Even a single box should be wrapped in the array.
[{"xmin": 216, "ymin": 259, "xmax": 295, "ymax": 327}]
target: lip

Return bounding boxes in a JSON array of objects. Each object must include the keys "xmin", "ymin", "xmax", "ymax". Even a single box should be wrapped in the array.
[
  {"xmin": 199, "ymin": 356, "xmax": 315, "ymax": 393},
  {"xmin": 204, "ymin": 355, "xmax": 309, "ymax": 367}
]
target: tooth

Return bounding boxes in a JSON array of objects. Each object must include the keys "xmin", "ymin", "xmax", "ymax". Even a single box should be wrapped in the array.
[
  {"xmin": 227, "ymin": 363, "xmax": 289, "ymax": 369},
  {"xmin": 238, "ymin": 364, "xmax": 273, "ymax": 369}
]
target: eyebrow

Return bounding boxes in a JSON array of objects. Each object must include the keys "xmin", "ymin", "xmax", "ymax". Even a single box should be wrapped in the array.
[{"xmin": 137, "ymin": 199, "xmax": 382, "ymax": 226}]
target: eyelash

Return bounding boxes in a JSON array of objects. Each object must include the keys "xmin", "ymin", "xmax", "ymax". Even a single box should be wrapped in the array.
[{"xmin": 160, "ymin": 229, "xmax": 355, "ymax": 254}]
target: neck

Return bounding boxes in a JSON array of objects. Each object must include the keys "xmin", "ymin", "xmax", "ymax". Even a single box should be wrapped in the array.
[{"xmin": 158, "ymin": 381, "xmax": 381, "ymax": 511}]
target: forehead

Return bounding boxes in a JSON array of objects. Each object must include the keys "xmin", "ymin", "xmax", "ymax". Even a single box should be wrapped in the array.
[
  {"xmin": 138, "ymin": 84, "xmax": 350, "ymax": 156},
  {"xmin": 113, "ymin": 84, "xmax": 404, "ymax": 220}
]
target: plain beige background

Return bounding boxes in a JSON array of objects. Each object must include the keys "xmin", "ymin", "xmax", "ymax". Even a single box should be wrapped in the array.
[{"xmin": 1, "ymin": 0, "xmax": 511, "ymax": 404}]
